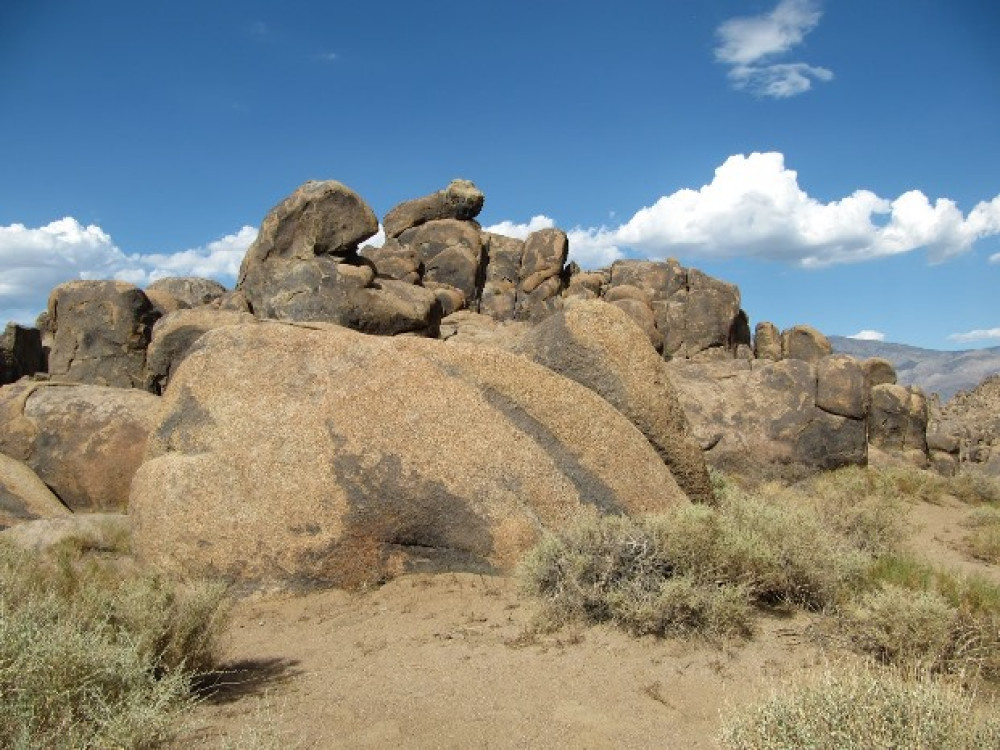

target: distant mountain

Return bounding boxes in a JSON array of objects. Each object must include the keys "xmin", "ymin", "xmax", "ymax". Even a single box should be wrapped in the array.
[{"xmin": 829, "ymin": 336, "xmax": 1000, "ymax": 401}]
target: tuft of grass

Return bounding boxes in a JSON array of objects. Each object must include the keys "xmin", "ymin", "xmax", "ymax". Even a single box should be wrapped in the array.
[
  {"xmin": 963, "ymin": 505, "xmax": 1000, "ymax": 564},
  {"xmin": 719, "ymin": 664, "xmax": 1000, "ymax": 750},
  {"xmin": 0, "ymin": 537, "xmax": 231, "ymax": 749},
  {"xmin": 849, "ymin": 554, "xmax": 1000, "ymax": 678}
]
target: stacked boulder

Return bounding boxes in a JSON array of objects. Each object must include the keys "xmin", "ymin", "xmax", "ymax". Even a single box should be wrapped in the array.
[{"xmin": 927, "ymin": 374, "xmax": 1000, "ymax": 476}]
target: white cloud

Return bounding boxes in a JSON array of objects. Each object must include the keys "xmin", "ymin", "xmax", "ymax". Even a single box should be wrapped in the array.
[
  {"xmin": 715, "ymin": 0, "xmax": 831, "ymax": 98},
  {"xmin": 483, "ymin": 215, "xmax": 555, "ymax": 239},
  {"xmin": 990, "ymin": 252, "xmax": 1000, "ymax": 263},
  {"xmin": 847, "ymin": 330, "xmax": 886, "ymax": 341},
  {"xmin": 361, "ymin": 225, "xmax": 385, "ymax": 249},
  {"xmin": 948, "ymin": 328, "xmax": 1000, "ymax": 343},
  {"xmin": 549, "ymin": 152, "xmax": 1000, "ymax": 269},
  {"xmin": 0, "ymin": 219, "xmax": 257, "ymax": 325}
]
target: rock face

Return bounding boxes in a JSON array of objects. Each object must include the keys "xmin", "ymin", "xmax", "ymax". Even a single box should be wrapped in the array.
[
  {"xmin": 383, "ymin": 179, "xmax": 485, "ymax": 239},
  {"xmin": 238, "ymin": 181, "xmax": 441, "ymax": 335},
  {"xmin": 1, "ymin": 323, "xmax": 46, "ymax": 385},
  {"xmin": 667, "ymin": 358, "xmax": 868, "ymax": 473},
  {"xmin": 46, "ymin": 281, "xmax": 160, "ymax": 388},
  {"xmin": 144, "ymin": 308, "xmax": 258, "ymax": 394},
  {"xmin": 507, "ymin": 301, "xmax": 714, "ymax": 504},
  {"xmin": 754, "ymin": 322, "xmax": 782, "ymax": 361},
  {"xmin": 130, "ymin": 323, "xmax": 688, "ymax": 592},
  {"xmin": 0, "ymin": 382, "xmax": 160, "ymax": 512},
  {"xmin": 515, "ymin": 229, "xmax": 569, "ymax": 322},
  {"xmin": 0, "ymin": 453, "xmax": 70, "ymax": 530},
  {"xmin": 868, "ymin": 384, "xmax": 929, "ymax": 466}
]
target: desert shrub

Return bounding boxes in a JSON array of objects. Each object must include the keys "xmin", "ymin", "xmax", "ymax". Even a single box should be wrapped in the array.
[
  {"xmin": 719, "ymin": 664, "xmax": 1000, "ymax": 750},
  {"xmin": 948, "ymin": 471, "xmax": 1000, "ymax": 505},
  {"xmin": 857, "ymin": 555, "xmax": 1000, "ymax": 678},
  {"xmin": 963, "ymin": 505, "xmax": 1000, "ymax": 563},
  {"xmin": 0, "ymin": 538, "xmax": 230, "ymax": 749},
  {"xmin": 520, "ymin": 485, "xmax": 874, "ymax": 637}
]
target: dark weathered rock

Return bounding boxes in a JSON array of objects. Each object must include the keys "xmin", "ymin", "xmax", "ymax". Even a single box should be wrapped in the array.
[
  {"xmin": 0, "ymin": 453, "xmax": 70, "ymax": 530},
  {"xmin": 781, "ymin": 325, "xmax": 832, "ymax": 364},
  {"xmin": 754, "ymin": 322, "xmax": 782, "ymax": 360},
  {"xmin": 608, "ymin": 259, "xmax": 686, "ymax": 300},
  {"xmin": 46, "ymin": 281, "xmax": 160, "ymax": 388},
  {"xmin": 518, "ymin": 228, "xmax": 568, "ymax": 296},
  {"xmin": 361, "ymin": 238, "xmax": 423, "ymax": 284},
  {"xmin": 144, "ymin": 308, "xmax": 258, "ymax": 394},
  {"xmin": 1, "ymin": 323, "xmax": 45, "ymax": 385},
  {"xmin": 655, "ymin": 270, "xmax": 743, "ymax": 359},
  {"xmin": 0, "ymin": 382, "xmax": 160, "ymax": 512},
  {"xmin": 863, "ymin": 357, "xmax": 897, "ymax": 388},
  {"xmin": 398, "ymin": 220, "xmax": 484, "ymax": 304},
  {"xmin": 509, "ymin": 301, "xmax": 714, "ymax": 504},
  {"xmin": 130, "ymin": 322, "xmax": 687, "ymax": 592},
  {"xmin": 667, "ymin": 358, "xmax": 867, "ymax": 472},
  {"xmin": 383, "ymin": 179, "xmax": 485, "ymax": 239},
  {"xmin": 480, "ymin": 233, "xmax": 524, "ymax": 321}
]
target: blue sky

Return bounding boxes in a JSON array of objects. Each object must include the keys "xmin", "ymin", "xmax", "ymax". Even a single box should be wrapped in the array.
[{"xmin": 1, "ymin": 0, "xmax": 998, "ymax": 349}]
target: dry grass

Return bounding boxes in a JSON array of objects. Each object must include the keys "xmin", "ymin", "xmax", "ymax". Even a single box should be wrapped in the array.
[
  {"xmin": 719, "ymin": 663, "xmax": 1000, "ymax": 750},
  {"xmin": 0, "ymin": 537, "xmax": 231, "ymax": 749},
  {"xmin": 963, "ymin": 505, "xmax": 1000, "ymax": 564}
]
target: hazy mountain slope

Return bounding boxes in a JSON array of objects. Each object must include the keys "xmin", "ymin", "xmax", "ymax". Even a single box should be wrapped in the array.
[{"xmin": 829, "ymin": 336, "xmax": 1000, "ymax": 401}]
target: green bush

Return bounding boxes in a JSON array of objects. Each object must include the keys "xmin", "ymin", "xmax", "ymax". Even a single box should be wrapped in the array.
[
  {"xmin": 0, "ymin": 538, "xmax": 230, "ymax": 749},
  {"xmin": 720, "ymin": 664, "xmax": 1000, "ymax": 750}
]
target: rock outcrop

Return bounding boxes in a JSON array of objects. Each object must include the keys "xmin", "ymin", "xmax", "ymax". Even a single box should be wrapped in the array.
[
  {"xmin": 868, "ymin": 384, "xmax": 929, "ymax": 467},
  {"xmin": 46, "ymin": 281, "xmax": 160, "ymax": 388},
  {"xmin": 0, "ymin": 323, "xmax": 46, "ymax": 385},
  {"xmin": 383, "ymin": 179, "xmax": 485, "ymax": 239},
  {"xmin": 667, "ymin": 357, "xmax": 868, "ymax": 474},
  {"xmin": 130, "ymin": 322, "xmax": 688, "ymax": 592},
  {"xmin": 0, "ymin": 453, "xmax": 70, "ymax": 530},
  {"xmin": 0, "ymin": 382, "xmax": 160, "ymax": 512},
  {"xmin": 237, "ymin": 180, "xmax": 441, "ymax": 336},
  {"xmin": 145, "ymin": 277, "xmax": 228, "ymax": 314},
  {"xmin": 781, "ymin": 325, "xmax": 832, "ymax": 364},
  {"xmin": 927, "ymin": 374, "xmax": 1000, "ymax": 475}
]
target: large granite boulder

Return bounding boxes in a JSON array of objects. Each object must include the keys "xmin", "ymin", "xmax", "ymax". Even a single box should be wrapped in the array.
[
  {"xmin": 754, "ymin": 322, "xmax": 782, "ymax": 361},
  {"xmin": 0, "ymin": 382, "xmax": 160, "ymax": 512},
  {"xmin": 46, "ymin": 280, "xmax": 160, "ymax": 388},
  {"xmin": 383, "ymin": 179, "xmax": 485, "ymax": 239},
  {"xmin": 237, "ymin": 180, "xmax": 440, "ymax": 335},
  {"xmin": 0, "ymin": 453, "xmax": 70, "ymax": 530},
  {"xmin": 144, "ymin": 308, "xmax": 258, "ymax": 394},
  {"xmin": 667, "ymin": 358, "xmax": 868, "ymax": 473},
  {"xmin": 1, "ymin": 323, "xmax": 46, "ymax": 385},
  {"xmin": 508, "ymin": 301, "xmax": 714, "ymax": 504},
  {"xmin": 130, "ymin": 322, "xmax": 687, "ymax": 592}
]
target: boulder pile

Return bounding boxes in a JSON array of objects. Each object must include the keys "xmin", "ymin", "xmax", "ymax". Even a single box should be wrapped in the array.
[{"xmin": 0, "ymin": 177, "xmax": 951, "ymax": 591}]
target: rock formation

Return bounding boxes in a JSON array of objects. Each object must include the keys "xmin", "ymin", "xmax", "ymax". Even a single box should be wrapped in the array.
[
  {"xmin": 0, "ymin": 452, "xmax": 70, "ymax": 530},
  {"xmin": 927, "ymin": 374, "xmax": 1000, "ymax": 475},
  {"xmin": 130, "ymin": 322, "xmax": 688, "ymax": 592},
  {"xmin": 0, "ymin": 323, "xmax": 45, "ymax": 385}
]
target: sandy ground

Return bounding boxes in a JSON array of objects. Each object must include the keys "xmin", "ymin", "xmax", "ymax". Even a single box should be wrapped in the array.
[{"xmin": 174, "ymin": 494, "xmax": 998, "ymax": 749}]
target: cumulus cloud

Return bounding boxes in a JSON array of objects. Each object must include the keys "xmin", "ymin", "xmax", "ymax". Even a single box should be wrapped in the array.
[
  {"xmin": 535, "ymin": 152, "xmax": 1000, "ymax": 269},
  {"xmin": 483, "ymin": 215, "xmax": 623, "ymax": 268},
  {"xmin": 0, "ymin": 218, "xmax": 257, "ymax": 324},
  {"xmin": 847, "ymin": 330, "xmax": 886, "ymax": 341},
  {"xmin": 483, "ymin": 215, "xmax": 555, "ymax": 239},
  {"xmin": 991, "ymin": 252, "xmax": 1000, "ymax": 263},
  {"xmin": 948, "ymin": 328, "xmax": 1000, "ymax": 343},
  {"xmin": 715, "ymin": 0, "xmax": 831, "ymax": 98}
]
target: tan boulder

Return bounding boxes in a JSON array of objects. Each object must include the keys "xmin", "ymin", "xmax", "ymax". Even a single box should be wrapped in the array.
[
  {"xmin": 0, "ymin": 382, "xmax": 160, "ymax": 512},
  {"xmin": 507, "ymin": 301, "xmax": 713, "ymax": 504},
  {"xmin": 383, "ymin": 179, "xmax": 485, "ymax": 239},
  {"xmin": 144, "ymin": 308, "xmax": 258, "ymax": 394},
  {"xmin": 609, "ymin": 298, "xmax": 664, "ymax": 353},
  {"xmin": 816, "ymin": 354, "xmax": 866, "ymax": 419},
  {"xmin": 130, "ymin": 322, "xmax": 687, "ymax": 592},
  {"xmin": 754, "ymin": 322, "xmax": 782, "ymax": 361},
  {"xmin": 781, "ymin": 325, "xmax": 832, "ymax": 364},
  {"xmin": 0, "ymin": 453, "xmax": 70, "ymax": 530},
  {"xmin": 863, "ymin": 357, "xmax": 897, "ymax": 388}
]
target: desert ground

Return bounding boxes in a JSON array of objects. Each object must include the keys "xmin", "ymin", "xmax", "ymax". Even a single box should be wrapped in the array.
[{"xmin": 175, "ymin": 491, "xmax": 1000, "ymax": 750}]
